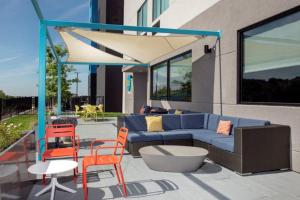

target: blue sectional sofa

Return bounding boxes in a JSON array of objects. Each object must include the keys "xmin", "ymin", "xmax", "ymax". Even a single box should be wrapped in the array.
[{"xmin": 117, "ymin": 113, "xmax": 290, "ymax": 174}]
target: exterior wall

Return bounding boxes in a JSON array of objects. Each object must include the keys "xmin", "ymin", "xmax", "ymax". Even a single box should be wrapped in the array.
[
  {"xmin": 94, "ymin": 0, "xmax": 124, "ymax": 112},
  {"xmin": 123, "ymin": 72, "xmax": 134, "ymax": 113},
  {"xmin": 123, "ymin": 0, "xmax": 300, "ymax": 172},
  {"xmin": 133, "ymin": 72, "xmax": 148, "ymax": 113}
]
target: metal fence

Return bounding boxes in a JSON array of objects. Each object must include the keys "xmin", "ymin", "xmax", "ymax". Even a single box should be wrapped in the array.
[
  {"xmin": 68, "ymin": 96, "xmax": 104, "ymax": 111},
  {"xmin": 0, "ymin": 97, "xmax": 37, "ymax": 120}
]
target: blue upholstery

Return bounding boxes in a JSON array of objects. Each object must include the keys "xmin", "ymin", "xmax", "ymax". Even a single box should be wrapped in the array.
[
  {"xmin": 162, "ymin": 114, "xmax": 181, "ymax": 130},
  {"xmin": 190, "ymin": 129, "xmax": 226, "ymax": 144},
  {"xmin": 211, "ymin": 137, "xmax": 234, "ymax": 152},
  {"xmin": 161, "ymin": 131, "xmax": 193, "ymax": 140},
  {"xmin": 207, "ymin": 114, "xmax": 220, "ymax": 131},
  {"xmin": 124, "ymin": 115, "xmax": 147, "ymax": 131},
  {"xmin": 181, "ymin": 113, "xmax": 205, "ymax": 129},
  {"xmin": 219, "ymin": 116, "xmax": 239, "ymax": 135},
  {"xmin": 238, "ymin": 118, "xmax": 270, "ymax": 127},
  {"xmin": 127, "ymin": 131, "xmax": 163, "ymax": 142}
]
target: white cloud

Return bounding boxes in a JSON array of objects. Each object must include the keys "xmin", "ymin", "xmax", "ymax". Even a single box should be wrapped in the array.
[
  {"xmin": 0, "ymin": 56, "xmax": 19, "ymax": 63},
  {"xmin": 57, "ymin": 2, "xmax": 89, "ymax": 20}
]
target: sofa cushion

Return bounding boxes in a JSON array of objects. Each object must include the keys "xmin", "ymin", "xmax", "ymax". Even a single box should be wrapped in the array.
[
  {"xmin": 211, "ymin": 137, "xmax": 234, "ymax": 152},
  {"xmin": 162, "ymin": 114, "xmax": 181, "ymax": 130},
  {"xmin": 238, "ymin": 118, "xmax": 270, "ymax": 127},
  {"xmin": 219, "ymin": 116, "xmax": 240, "ymax": 135},
  {"xmin": 127, "ymin": 131, "xmax": 163, "ymax": 142},
  {"xmin": 191, "ymin": 129, "xmax": 226, "ymax": 144},
  {"xmin": 124, "ymin": 115, "xmax": 147, "ymax": 132},
  {"xmin": 161, "ymin": 131, "xmax": 193, "ymax": 140},
  {"xmin": 145, "ymin": 116, "xmax": 164, "ymax": 132},
  {"xmin": 207, "ymin": 114, "xmax": 220, "ymax": 131},
  {"xmin": 181, "ymin": 113, "xmax": 206, "ymax": 129}
]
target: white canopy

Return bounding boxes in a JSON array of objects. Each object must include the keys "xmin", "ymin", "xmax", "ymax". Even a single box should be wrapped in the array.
[
  {"xmin": 58, "ymin": 30, "xmax": 141, "ymax": 65},
  {"xmin": 69, "ymin": 29, "xmax": 202, "ymax": 64}
]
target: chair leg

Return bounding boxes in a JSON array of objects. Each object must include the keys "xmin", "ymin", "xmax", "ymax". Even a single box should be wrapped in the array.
[
  {"xmin": 118, "ymin": 165, "xmax": 127, "ymax": 197},
  {"xmin": 42, "ymin": 157, "xmax": 46, "ymax": 185},
  {"xmin": 113, "ymin": 164, "xmax": 121, "ymax": 184},
  {"xmin": 82, "ymin": 167, "xmax": 88, "ymax": 200}
]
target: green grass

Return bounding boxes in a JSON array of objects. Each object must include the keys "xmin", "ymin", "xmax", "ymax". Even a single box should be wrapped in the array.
[
  {"xmin": 0, "ymin": 114, "xmax": 37, "ymax": 151},
  {"xmin": 103, "ymin": 112, "xmax": 124, "ymax": 117},
  {"xmin": 4, "ymin": 114, "xmax": 37, "ymax": 132}
]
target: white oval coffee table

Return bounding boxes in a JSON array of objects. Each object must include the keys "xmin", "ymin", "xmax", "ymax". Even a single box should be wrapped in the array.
[
  {"xmin": 28, "ymin": 160, "xmax": 78, "ymax": 200},
  {"xmin": 139, "ymin": 145, "xmax": 208, "ymax": 172}
]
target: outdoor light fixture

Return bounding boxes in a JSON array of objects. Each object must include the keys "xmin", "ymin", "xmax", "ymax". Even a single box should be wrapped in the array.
[{"xmin": 204, "ymin": 44, "xmax": 212, "ymax": 54}]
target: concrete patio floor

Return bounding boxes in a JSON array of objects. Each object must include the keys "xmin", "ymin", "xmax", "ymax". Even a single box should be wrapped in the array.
[{"xmin": 27, "ymin": 118, "xmax": 300, "ymax": 200}]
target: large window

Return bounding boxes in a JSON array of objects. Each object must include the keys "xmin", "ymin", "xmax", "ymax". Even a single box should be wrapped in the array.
[
  {"xmin": 151, "ymin": 51, "xmax": 192, "ymax": 101},
  {"xmin": 239, "ymin": 8, "xmax": 300, "ymax": 105},
  {"xmin": 137, "ymin": 1, "xmax": 148, "ymax": 28},
  {"xmin": 151, "ymin": 62, "xmax": 168, "ymax": 100},
  {"xmin": 153, "ymin": 0, "xmax": 169, "ymax": 21}
]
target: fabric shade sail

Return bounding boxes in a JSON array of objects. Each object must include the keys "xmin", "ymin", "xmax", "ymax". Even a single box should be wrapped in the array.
[
  {"xmin": 71, "ymin": 28, "xmax": 202, "ymax": 63},
  {"xmin": 58, "ymin": 30, "xmax": 141, "ymax": 65}
]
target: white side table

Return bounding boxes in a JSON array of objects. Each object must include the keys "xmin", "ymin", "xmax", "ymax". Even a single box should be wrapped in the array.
[{"xmin": 28, "ymin": 160, "xmax": 78, "ymax": 200}]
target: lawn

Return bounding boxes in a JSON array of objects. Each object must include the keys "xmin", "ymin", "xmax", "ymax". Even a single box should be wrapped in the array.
[{"xmin": 5, "ymin": 114, "xmax": 37, "ymax": 132}]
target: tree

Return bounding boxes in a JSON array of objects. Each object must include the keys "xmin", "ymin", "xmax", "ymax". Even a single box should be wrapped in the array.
[
  {"xmin": 0, "ymin": 90, "xmax": 6, "ymax": 99},
  {"xmin": 46, "ymin": 45, "xmax": 80, "ymax": 104}
]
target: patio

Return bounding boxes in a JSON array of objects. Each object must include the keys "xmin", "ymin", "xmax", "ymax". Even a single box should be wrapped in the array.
[{"xmin": 27, "ymin": 118, "xmax": 300, "ymax": 200}]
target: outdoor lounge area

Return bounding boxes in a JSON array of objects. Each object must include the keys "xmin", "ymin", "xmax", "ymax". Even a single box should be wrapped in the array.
[
  {"xmin": 1, "ymin": 0, "xmax": 300, "ymax": 200},
  {"xmin": 2, "ymin": 118, "xmax": 299, "ymax": 200}
]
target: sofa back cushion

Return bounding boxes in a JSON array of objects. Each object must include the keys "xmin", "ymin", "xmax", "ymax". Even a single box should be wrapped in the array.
[
  {"xmin": 219, "ymin": 116, "xmax": 240, "ymax": 135},
  {"xmin": 238, "ymin": 118, "xmax": 270, "ymax": 127},
  {"xmin": 207, "ymin": 114, "xmax": 220, "ymax": 131},
  {"xmin": 181, "ymin": 113, "xmax": 206, "ymax": 129},
  {"xmin": 124, "ymin": 115, "xmax": 147, "ymax": 131},
  {"xmin": 162, "ymin": 114, "xmax": 182, "ymax": 130}
]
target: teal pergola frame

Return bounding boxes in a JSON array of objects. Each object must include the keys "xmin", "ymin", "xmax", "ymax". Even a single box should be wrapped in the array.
[{"xmin": 31, "ymin": 0, "xmax": 221, "ymax": 159}]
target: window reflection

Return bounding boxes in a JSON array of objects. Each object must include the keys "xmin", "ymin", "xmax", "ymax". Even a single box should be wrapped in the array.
[{"xmin": 241, "ymin": 10, "xmax": 300, "ymax": 104}]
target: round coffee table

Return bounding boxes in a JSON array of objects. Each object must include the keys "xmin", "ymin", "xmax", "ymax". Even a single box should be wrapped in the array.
[
  {"xmin": 28, "ymin": 160, "xmax": 78, "ymax": 200},
  {"xmin": 139, "ymin": 145, "xmax": 208, "ymax": 172}
]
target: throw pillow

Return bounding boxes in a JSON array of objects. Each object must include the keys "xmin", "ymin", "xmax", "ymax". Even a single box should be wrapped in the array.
[
  {"xmin": 145, "ymin": 116, "xmax": 164, "ymax": 132},
  {"xmin": 139, "ymin": 106, "xmax": 145, "ymax": 114},
  {"xmin": 174, "ymin": 110, "xmax": 183, "ymax": 115},
  {"xmin": 216, "ymin": 120, "xmax": 232, "ymax": 135}
]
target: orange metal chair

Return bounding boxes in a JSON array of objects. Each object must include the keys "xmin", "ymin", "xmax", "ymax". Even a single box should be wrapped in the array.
[
  {"xmin": 82, "ymin": 127, "xmax": 128, "ymax": 200},
  {"xmin": 37, "ymin": 124, "xmax": 80, "ymax": 183}
]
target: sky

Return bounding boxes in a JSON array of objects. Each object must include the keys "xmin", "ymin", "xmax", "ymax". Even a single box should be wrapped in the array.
[{"xmin": 0, "ymin": 0, "xmax": 90, "ymax": 96}]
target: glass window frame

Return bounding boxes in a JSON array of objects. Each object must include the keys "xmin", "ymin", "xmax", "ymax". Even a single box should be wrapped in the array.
[
  {"xmin": 237, "ymin": 6, "xmax": 300, "ymax": 106},
  {"xmin": 150, "ymin": 50, "xmax": 192, "ymax": 102},
  {"xmin": 137, "ymin": 1, "xmax": 148, "ymax": 35},
  {"xmin": 152, "ymin": 0, "xmax": 169, "ymax": 21}
]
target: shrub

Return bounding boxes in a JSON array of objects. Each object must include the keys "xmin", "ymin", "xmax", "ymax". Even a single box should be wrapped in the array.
[{"xmin": 0, "ymin": 122, "xmax": 22, "ymax": 151}]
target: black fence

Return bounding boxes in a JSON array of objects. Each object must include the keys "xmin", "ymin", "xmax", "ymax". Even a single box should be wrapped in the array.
[
  {"xmin": 0, "ymin": 96, "xmax": 105, "ymax": 119},
  {"xmin": 0, "ymin": 97, "xmax": 37, "ymax": 120},
  {"xmin": 68, "ymin": 96, "xmax": 104, "ymax": 111}
]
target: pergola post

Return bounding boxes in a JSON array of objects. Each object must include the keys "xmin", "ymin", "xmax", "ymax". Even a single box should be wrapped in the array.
[
  {"xmin": 37, "ymin": 21, "xmax": 47, "ymax": 160},
  {"xmin": 57, "ymin": 62, "xmax": 62, "ymax": 115}
]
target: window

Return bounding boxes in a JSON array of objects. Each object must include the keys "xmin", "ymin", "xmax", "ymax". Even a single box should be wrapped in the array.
[
  {"xmin": 153, "ymin": 0, "xmax": 169, "ymax": 21},
  {"xmin": 169, "ymin": 52, "xmax": 192, "ymax": 101},
  {"xmin": 151, "ymin": 51, "xmax": 192, "ymax": 101},
  {"xmin": 137, "ymin": 1, "xmax": 148, "ymax": 28},
  {"xmin": 239, "ymin": 8, "xmax": 300, "ymax": 105},
  {"xmin": 151, "ymin": 62, "xmax": 168, "ymax": 100}
]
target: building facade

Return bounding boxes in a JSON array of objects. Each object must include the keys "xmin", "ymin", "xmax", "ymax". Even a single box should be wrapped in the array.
[
  {"xmin": 89, "ymin": 0, "xmax": 124, "ymax": 112},
  {"xmin": 122, "ymin": 0, "xmax": 300, "ymax": 172}
]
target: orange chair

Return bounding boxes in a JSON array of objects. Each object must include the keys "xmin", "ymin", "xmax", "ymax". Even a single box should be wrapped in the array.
[
  {"xmin": 37, "ymin": 124, "xmax": 80, "ymax": 183},
  {"xmin": 82, "ymin": 127, "xmax": 128, "ymax": 200}
]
